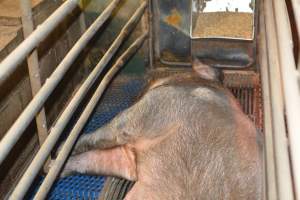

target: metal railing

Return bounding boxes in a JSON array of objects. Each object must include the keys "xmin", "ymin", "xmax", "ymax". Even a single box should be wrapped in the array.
[
  {"xmin": 261, "ymin": 0, "xmax": 300, "ymax": 199},
  {"xmin": 258, "ymin": 4, "xmax": 277, "ymax": 200},
  {"xmin": 0, "ymin": 0, "xmax": 121, "ymax": 166},
  {"xmin": 272, "ymin": 0, "xmax": 300, "ymax": 198},
  {"xmin": 1, "ymin": 0, "xmax": 299, "ymax": 199},
  {"xmin": 0, "ymin": 0, "xmax": 148, "ymax": 199},
  {"xmin": 0, "ymin": 0, "xmax": 79, "ymax": 85}
]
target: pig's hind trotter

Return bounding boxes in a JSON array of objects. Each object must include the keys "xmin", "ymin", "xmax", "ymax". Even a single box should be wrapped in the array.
[{"xmin": 61, "ymin": 145, "xmax": 138, "ymax": 181}]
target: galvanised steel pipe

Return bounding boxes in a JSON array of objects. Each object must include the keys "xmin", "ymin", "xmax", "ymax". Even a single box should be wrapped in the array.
[
  {"xmin": 264, "ymin": 0, "xmax": 294, "ymax": 199},
  {"xmin": 272, "ymin": 0, "xmax": 300, "ymax": 198},
  {"xmin": 35, "ymin": 32, "xmax": 148, "ymax": 199},
  {"xmin": 0, "ymin": 0, "xmax": 79, "ymax": 85},
  {"xmin": 9, "ymin": 2, "xmax": 147, "ymax": 199},
  {"xmin": 0, "ymin": 0, "xmax": 121, "ymax": 166}
]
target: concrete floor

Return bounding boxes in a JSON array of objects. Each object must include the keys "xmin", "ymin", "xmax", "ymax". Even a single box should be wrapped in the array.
[{"xmin": 0, "ymin": 0, "xmax": 42, "ymax": 18}]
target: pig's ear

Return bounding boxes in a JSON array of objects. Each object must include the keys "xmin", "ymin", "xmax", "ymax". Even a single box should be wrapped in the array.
[{"xmin": 192, "ymin": 59, "xmax": 220, "ymax": 81}]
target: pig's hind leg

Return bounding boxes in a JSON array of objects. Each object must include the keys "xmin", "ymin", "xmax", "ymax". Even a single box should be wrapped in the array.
[
  {"xmin": 60, "ymin": 98, "xmax": 151, "ymax": 179},
  {"xmin": 71, "ymin": 125, "xmax": 125, "ymax": 155},
  {"xmin": 72, "ymin": 95, "xmax": 155, "ymax": 155},
  {"xmin": 61, "ymin": 145, "xmax": 137, "ymax": 181}
]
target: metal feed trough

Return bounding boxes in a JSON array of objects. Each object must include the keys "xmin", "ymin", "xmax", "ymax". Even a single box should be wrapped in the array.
[{"xmin": 0, "ymin": 0, "xmax": 299, "ymax": 199}]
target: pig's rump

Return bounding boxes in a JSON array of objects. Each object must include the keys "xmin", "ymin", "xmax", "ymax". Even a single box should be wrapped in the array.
[{"xmin": 126, "ymin": 86, "xmax": 262, "ymax": 200}]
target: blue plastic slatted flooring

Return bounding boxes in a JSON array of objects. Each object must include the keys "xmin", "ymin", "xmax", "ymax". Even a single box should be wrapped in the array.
[{"xmin": 29, "ymin": 75, "xmax": 145, "ymax": 200}]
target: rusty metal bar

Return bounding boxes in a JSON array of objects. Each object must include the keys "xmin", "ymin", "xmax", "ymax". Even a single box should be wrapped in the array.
[
  {"xmin": 0, "ymin": 0, "xmax": 79, "ymax": 86},
  {"xmin": 8, "ymin": 2, "xmax": 147, "ymax": 199},
  {"xmin": 0, "ymin": 0, "xmax": 121, "ymax": 166},
  {"xmin": 264, "ymin": 0, "xmax": 294, "ymax": 199},
  {"xmin": 35, "ymin": 32, "xmax": 148, "ymax": 199},
  {"xmin": 19, "ymin": 0, "xmax": 49, "ymax": 147},
  {"xmin": 272, "ymin": 0, "xmax": 300, "ymax": 198}
]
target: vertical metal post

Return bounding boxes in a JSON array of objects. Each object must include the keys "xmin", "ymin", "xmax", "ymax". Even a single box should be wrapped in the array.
[
  {"xmin": 148, "ymin": 0, "xmax": 154, "ymax": 68},
  {"xmin": 258, "ymin": 3, "xmax": 277, "ymax": 199},
  {"xmin": 272, "ymin": 0, "xmax": 300, "ymax": 197},
  {"xmin": 264, "ymin": 0, "xmax": 294, "ymax": 199},
  {"xmin": 19, "ymin": 0, "xmax": 48, "ymax": 147}
]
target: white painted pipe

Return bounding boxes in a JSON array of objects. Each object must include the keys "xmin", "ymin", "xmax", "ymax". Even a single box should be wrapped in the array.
[
  {"xmin": 0, "ymin": 0, "xmax": 79, "ymax": 85},
  {"xmin": 258, "ymin": 5, "xmax": 277, "ymax": 199},
  {"xmin": 35, "ymin": 32, "xmax": 148, "ymax": 199},
  {"xmin": 264, "ymin": 0, "xmax": 294, "ymax": 199},
  {"xmin": 0, "ymin": 0, "xmax": 121, "ymax": 166},
  {"xmin": 272, "ymin": 0, "xmax": 300, "ymax": 198},
  {"xmin": 8, "ymin": 2, "xmax": 147, "ymax": 199}
]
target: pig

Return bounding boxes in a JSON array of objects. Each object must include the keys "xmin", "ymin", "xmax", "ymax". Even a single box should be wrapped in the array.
[{"xmin": 58, "ymin": 60, "xmax": 263, "ymax": 200}]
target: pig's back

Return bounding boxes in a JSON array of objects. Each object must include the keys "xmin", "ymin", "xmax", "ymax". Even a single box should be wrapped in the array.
[{"xmin": 135, "ymin": 85, "xmax": 262, "ymax": 200}]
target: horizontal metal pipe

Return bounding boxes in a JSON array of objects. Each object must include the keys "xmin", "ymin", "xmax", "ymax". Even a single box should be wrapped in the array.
[
  {"xmin": 0, "ymin": 0, "xmax": 121, "ymax": 166},
  {"xmin": 8, "ymin": 2, "xmax": 147, "ymax": 199},
  {"xmin": 0, "ymin": 0, "xmax": 79, "ymax": 85},
  {"xmin": 264, "ymin": 0, "xmax": 294, "ymax": 199},
  {"xmin": 35, "ymin": 32, "xmax": 148, "ymax": 199},
  {"xmin": 272, "ymin": 0, "xmax": 300, "ymax": 198}
]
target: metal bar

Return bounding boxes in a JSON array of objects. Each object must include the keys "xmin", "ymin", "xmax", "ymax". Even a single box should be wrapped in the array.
[
  {"xmin": 19, "ymin": 0, "xmax": 50, "ymax": 172},
  {"xmin": 0, "ymin": 0, "xmax": 79, "ymax": 86},
  {"xmin": 148, "ymin": 0, "xmax": 154, "ymax": 68},
  {"xmin": 0, "ymin": 0, "xmax": 121, "ymax": 166},
  {"xmin": 19, "ymin": 0, "xmax": 49, "ymax": 147},
  {"xmin": 264, "ymin": 0, "xmax": 294, "ymax": 199},
  {"xmin": 35, "ymin": 32, "xmax": 148, "ymax": 199},
  {"xmin": 9, "ymin": 3, "xmax": 147, "ymax": 199},
  {"xmin": 258, "ymin": 4, "xmax": 277, "ymax": 199},
  {"xmin": 272, "ymin": 0, "xmax": 300, "ymax": 198}
]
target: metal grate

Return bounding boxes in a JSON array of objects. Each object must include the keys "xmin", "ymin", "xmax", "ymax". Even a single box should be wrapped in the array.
[
  {"xmin": 229, "ymin": 86, "xmax": 263, "ymax": 131},
  {"xmin": 98, "ymin": 177, "xmax": 135, "ymax": 200},
  {"xmin": 83, "ymin": 77, "xmax": 146, "ymax": 134},
  {"xmin": 223, "ymin": 70, "xmax": 263, "ymax": 131},
  {"xmin": 28, "ymin": 175, "xmax": 106, "ymax": 200}
]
